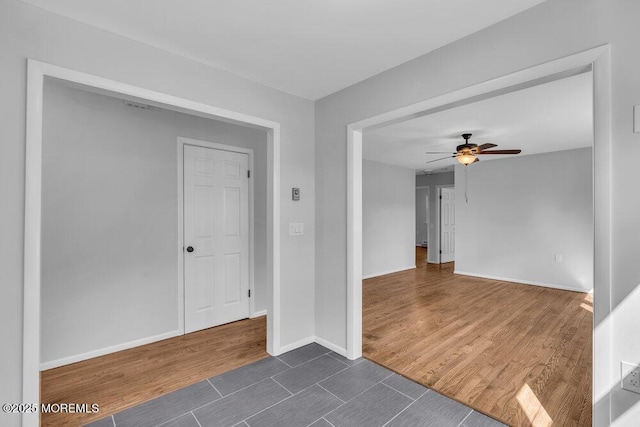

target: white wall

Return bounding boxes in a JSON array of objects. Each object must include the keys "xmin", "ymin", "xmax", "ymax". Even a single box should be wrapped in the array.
[
  {"xmin": 315, "ymin": 0, "xmax": 640, "ymax": 424},
  {"xmin": 362, "ymin": 160, "xmax": 415, "ymax": 278},
  {"xmin": 454, "ymin": 148, "xmax": 593, "ymax": 292},
  {"xmin": 415, "ymin": 172, "xmax": 455, "ymax": 263},
  {"xmin": 0, "ymin": 0, "xmax": 314, "ymax": 422},
  {"xmin": 40, "ymin": 81, "xmax": 269, "ymax": 366}
]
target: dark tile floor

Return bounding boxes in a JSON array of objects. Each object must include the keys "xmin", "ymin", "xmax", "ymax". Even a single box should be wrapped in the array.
[{"xmin": 86, "ymin": 343, "xmax": 505, "ymax": 427}]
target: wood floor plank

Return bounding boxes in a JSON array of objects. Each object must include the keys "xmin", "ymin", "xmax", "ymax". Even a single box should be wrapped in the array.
[
  {"xmin": 363, "ymin": 247, "xmax": 592, "ymax": 427},
  {"xmin": 40, "ymin": 316, "xmax": 267, "ymax": 426}
]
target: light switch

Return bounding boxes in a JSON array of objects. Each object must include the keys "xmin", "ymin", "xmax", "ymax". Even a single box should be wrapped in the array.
[
  {"xmin": 289, "ymin": 222, "xmax": 304, "ymax": 236},
  {"xmin": 635, "ymin": 105, "xmax": 640, "ymax": 133}
]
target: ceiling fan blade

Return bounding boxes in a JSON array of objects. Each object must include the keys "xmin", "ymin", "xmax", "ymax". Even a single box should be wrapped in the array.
[
  {"xmin": 473, "ymin": 157, "xmax": 480, "ymax": 163},
  {"xmin": 425, "ymin": 151, "xmax": 455, "ymax": 154},
  {"xmin": 477, "ymin": 149, "xmax": 522, "ymax": 155},
  {"xmin": 425, "ymin": 156, "xmax": 454, "ymax": 164},
  {"xmin": 476, "ymin": 143, "xmax": 497, "ymax": 152}
]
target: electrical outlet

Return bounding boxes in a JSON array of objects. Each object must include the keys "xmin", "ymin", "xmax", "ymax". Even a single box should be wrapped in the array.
[{"xmin": 621, "ymin": 361, "xmax": 640, "ymax": 393}]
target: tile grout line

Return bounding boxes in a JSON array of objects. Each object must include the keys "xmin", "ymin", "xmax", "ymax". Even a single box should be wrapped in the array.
[
  {"xmin": 275, "ymin": 356, "xmax": 294, "ymax": 368},
  {"xmin": 457, "ymin": 409, "xmax": 474, "ymax": 427},
  {"xmin": 323, "ymin": 372, "xmax": 397, "ymax": 420},
  {"xmin": 289, "ymin": 351, "xmax": 350, "ymax": 369},
  {"xmin": 316, "ymin": 383, "xmax": 346, "ymax": 404},
  {"xmin": 246, "ymin": 373, "xmax": 351, "ymax": 426},
  {"xmin": 111, "ymin": 414, "xmax": 116, "ymax": 427},
  {"xmin": 325, "ymin": 352, "xmax": 364, "ymax": 366},
  {"xmin": 277, "ymin": 347, "xmax": 334, "ymax": 369},
  {"xmin": 381, "ymin": 380, "xmax": 424, "ymax": 401},
  {"xmin": 323, "ymin": 417, "xmax": 337, "ymax": 427},
  {"xmin": 270, "ymin": 375, "xmax": 295, "ymax": 395},
  {"xmin": 173, "ymin": 377, "xmax": 280, "ymax": 423},
  {"xmin": 190, "ymin": 411, "xmax": 203, "ymax": 427},
  {"xmin": 154, "ymin": 411, "xmax": 193, "ymax": 427},
  {"xmin": 215, "ymin": 376, "xmax": 282, "ymax": 399},
  {"xmin": 241, "ymin": 388, "xmax": 297, "ymax": 424},
  {"xmin": 206, "ymin": 378, "xmax": 223, "ymax": 398},
  {"xmin": 310, "ymin": 357, "xmax": 371, "ymax": 392},
  {"xmin": 380, "ymin": 384, "xmax": 425, "ymax": 427}
]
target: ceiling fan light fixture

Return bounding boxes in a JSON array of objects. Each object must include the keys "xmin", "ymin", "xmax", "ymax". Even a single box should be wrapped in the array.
[{"xmin": 457, "ymin": 153, "xmax": 476, "ymax": 165}]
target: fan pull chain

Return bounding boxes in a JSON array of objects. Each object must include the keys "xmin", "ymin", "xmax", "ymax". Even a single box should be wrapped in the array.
[{"xmin": 464, "ymin": 166, "xmax": 469, "ymax": 204}]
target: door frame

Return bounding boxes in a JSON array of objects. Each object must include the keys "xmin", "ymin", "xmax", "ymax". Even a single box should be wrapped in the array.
[
  {"xmin": 23, "ymin": 59, "xmax": 282, "ymax": 426},
  {"xmin": 415, "ymin": 185, "xmax": 429, "ymax": 248},
  {"xmin": 177, "ymin": 137, "xmax": 256, "ymax": 332},
  {"xmin": 346, "ymin": 45, "xmax": 611, "ymax": 423},
  {"xmin": 437, "ymin": 185, "xmax": 455, "ymax": 264}
]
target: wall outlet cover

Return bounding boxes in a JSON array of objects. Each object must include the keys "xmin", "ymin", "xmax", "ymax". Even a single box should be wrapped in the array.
[{"xmin": 621, "ymin": 361, "xmax": 640, "ymax": 393}]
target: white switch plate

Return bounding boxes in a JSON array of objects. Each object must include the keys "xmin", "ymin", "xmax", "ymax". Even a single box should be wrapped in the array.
[
  {"xmin": 289, "ymin": 222, "xmax": 304, "ymax": 236},
  {"xmin": 634, "ymin": 105, "xmax": 640, "ymax": 133},
  {"xmin": 555, "ymin": 254, "xmax": 563, "ymax": 263}
]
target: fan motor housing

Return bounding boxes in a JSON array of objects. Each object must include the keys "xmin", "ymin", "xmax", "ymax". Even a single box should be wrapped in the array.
[{"xmin": 456, "ymin": 143, "xmax": 477, "ymax": 153}]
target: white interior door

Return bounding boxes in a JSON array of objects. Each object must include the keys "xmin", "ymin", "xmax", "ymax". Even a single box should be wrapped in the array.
[
  {"xmin": 184, "ymin": 144, "xmax": 249, "ymax": 333},
  {"xmin": 440, "ymin": 187, "xmax": 455, "ymax": 263}
]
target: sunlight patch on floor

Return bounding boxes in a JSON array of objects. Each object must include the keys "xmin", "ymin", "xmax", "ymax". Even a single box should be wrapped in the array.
[
  {"xmin": 516, "ymin": 383, "xmax": 553, "ymax": 427},
  {"xmin": 581, "ymin": 293, "xmax": 593, "ymax": 312}
]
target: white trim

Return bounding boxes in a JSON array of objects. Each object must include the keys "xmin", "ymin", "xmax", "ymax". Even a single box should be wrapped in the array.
[
  {"xmin": 346, "ymin": 127, "xmax": 363, "ymax": 360},
  {"xmin": 251, "ymin": 310, "xmax": 267, "ymax": 318},
  {"xmin": 435, "ymin": 184, "xmax": 454, "ymax": 264},
  {"xmin": 346, "ymin": 45, "xmax": 611, "ymax": 424},
  {"xmin": 278, "ymin": 336, "xmax": 316, "ymax": 354},
  {"xmin": 24, "ymin": 59, "xmax": 282, "ymax": 426},
  {"xmin": 177, "ymin": 137, "xmax": 256, "ymax": 324},
  {"xmin": 272, "ymin": 335, "xmax": 349, "ymax": 359},
  {"xmin": 266, "ymin": 127, "xmax": 281, "ymax": 355},
  {"xmin": 40, "ymin": 330, "xmax": 181, "ymax": 371},
  {"xmin": 453, "ymin": 271, "xmax": 592, "ymax": 294},
  {"xmin": 314, "ymin": 336, "xmax": 348, "ymax": 358},
  {"xmin": 363, "ymin": 266, "xmax": 416, "ymax": 280}
]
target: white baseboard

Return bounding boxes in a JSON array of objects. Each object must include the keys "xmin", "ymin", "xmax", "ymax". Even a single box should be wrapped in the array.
[
  {"xmin": 453, "ymin": 271, "xmax": 592, "ymax": 293},
  {"xmin": 314, "ymin": 336, "xmax": 348, "ymax": 358},
  {"xmin": 40, "ymin": 329, "xmax": 182, "ymax": 371},
  {"xmin": 276, "ymin": 335, "xmax": 350, "ymax": 360},
  {"xmin": 363, "ymin": 265, "xmax": 416, "ymax": 280},
  {"xmin": 277, "ymin": 335, "xmax": 316, "ymax": 355},
  {"xmin": 250, "ymin": 309, "xmax": 267, "ymax": 318}
]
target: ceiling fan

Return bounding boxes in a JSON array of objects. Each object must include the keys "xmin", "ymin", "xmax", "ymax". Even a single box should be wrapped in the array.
[{"xmin": 426, "ymin": 133, "xmax": 522, "ymax": 165}]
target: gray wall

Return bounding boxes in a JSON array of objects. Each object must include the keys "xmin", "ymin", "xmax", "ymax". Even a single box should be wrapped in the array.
[
  {"xmin": 415, "ymin": 172, "xmax": 455, "ymax": 263},
  {"xmin": 1, "ymin": 0, "xmax": 315, "ymax": 421},
  {"xmin": 454, "ymin": 148, "xmax": 593, "ymax": 292},
  {"xmin": 362, "ymin": 160, "xmax": 415, "ymax": 278},
  {"xmin": 315, "ymin": 0, "xmax": 640, "ymax": 424},
  {"xmin": 41, "ymin": 81, "xmax": 269, "ymax": 366}
]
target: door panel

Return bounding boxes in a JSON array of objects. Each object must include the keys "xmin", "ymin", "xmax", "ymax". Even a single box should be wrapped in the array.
[
  {"xmin": 184, "ymin": 144, "xmax": 249, "ymax": 333},
  {"xmin": 440, "ymin": 187, "xmax": 456, "ymax": 263}
]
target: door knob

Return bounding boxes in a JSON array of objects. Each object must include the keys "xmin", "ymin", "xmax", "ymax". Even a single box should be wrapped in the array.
[{"xmin": 186, "ymin": 246, "xmax": 194, "ymax": 253}]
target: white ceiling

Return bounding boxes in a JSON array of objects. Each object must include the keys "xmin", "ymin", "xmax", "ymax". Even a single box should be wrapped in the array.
[
  {"xmin": 19, "ymin": 0, "xmax": 547, "ymax": 100},
  {"xmin": 363, "ymin": 71, "xmax": 593, "ymax": 173}
]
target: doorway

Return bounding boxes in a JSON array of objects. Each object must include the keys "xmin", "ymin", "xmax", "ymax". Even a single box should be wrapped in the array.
[
  {"xmin": 346, "ymin": 46, "xmax": 612, "ymax": 423},
  {"xmin": 24, "ymin": 60, "xmax": 282, "ymax": 426},
  {"xmin": 181, "ymin": 141, "xmax": 252, "ymax": 333},
  {"xmin": 439, "ymin": 186, "xmax": 455, "ymax": 263}
]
